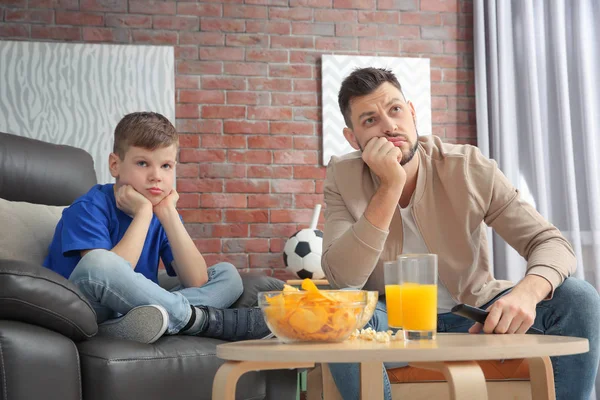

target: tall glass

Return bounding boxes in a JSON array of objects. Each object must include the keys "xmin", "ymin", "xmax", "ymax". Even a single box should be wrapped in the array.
[
  {"xmin": 398, "ymin": 254, "xmax": 438, "ymax": 340},
  {"xmin": 383, "ymin": 260, "xmax": 403, "ymax": 330}
]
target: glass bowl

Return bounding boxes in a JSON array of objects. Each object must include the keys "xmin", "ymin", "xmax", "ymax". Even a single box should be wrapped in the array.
[
  {"xmin": 258, "ymin": 290, "xmax": 368, "ymax": 343},
  {"xmin": 356, "ymin": 290, "xmax": 379, "ymax": 330}
]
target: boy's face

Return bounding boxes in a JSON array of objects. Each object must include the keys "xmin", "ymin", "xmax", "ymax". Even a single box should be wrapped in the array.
[
  {"xmin": 109, "ymin": 145, "xmax": 177, "ymax": 206},
  {"xmin": 343, "ymin": 82, "xmax": 419, "ymax": 166}
]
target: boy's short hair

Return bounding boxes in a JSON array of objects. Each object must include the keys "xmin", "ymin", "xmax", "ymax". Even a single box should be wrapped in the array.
[{"xmin": 113, "ymin": 112, "xmax": 179, "ymax": 159}]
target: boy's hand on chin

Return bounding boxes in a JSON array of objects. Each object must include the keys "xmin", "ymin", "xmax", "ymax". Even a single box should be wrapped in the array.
[
  {"xmin": 153, "ymin": 189, "xmax": 179, "ymax": 219},
  {"xmin": 116, "ymin": 185, "xmax": 152, "ymax": 217}
]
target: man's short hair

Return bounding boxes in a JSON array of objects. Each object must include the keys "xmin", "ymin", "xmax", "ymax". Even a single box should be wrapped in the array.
[
  {"xmin": 113, "ymin": 112, "xmax": 178, "ymax": 159},
  {"xmin": 338, "ymin": 67, "xmax": 405, "ymax": 129}
]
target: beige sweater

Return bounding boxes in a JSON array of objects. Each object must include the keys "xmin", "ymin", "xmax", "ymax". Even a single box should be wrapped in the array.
[{"xmin": 322, "ymin": 135, "xmax": 575, "ymax": 307}]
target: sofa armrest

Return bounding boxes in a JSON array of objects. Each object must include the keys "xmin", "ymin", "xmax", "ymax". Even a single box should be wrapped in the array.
[{"xmin": 0, "ymin": 258, "xmax": 98, "ymax": 341}]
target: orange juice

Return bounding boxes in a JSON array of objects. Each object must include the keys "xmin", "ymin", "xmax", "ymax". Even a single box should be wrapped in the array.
[
  {"xmin": 385, "ymin": 284, "xmax": 402, "ymax": 328},
  {"xmin": 400, "ymin": 283, "xmax": 437, "ymax": 331}
]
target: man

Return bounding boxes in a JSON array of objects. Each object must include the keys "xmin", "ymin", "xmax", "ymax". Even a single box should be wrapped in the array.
[{"xmin": 322, "ymin": 67, "xmax": 599, "ymax": 400}]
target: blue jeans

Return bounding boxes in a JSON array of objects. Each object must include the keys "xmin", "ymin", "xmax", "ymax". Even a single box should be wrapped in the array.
[
  {"xmin": 329, "ymin": 278, "xmax": 600, "ymax": 400},
  {"xmin": 69, "ymin": 249, "xmax": 244, "ymax": 334}
]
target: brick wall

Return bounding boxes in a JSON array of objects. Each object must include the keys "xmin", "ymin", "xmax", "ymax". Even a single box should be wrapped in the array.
[{"xmin": 0, "ymin": 0, "xmax": 476, "ymax": 279}]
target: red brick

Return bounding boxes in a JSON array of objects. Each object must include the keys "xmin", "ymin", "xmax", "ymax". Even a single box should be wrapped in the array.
[
  {"xmin": 200, "ymin": 224, "xmax": 249, "ymax": 238},
  {"xmin": 246, "ymin": 0, "xmax": 286, "ymax": 4},
  {"xmin": 248, "ymin": 136, "xmax": 293, "ymax": 149},
  {"xmin": 224, "ymin": 211, "xmax": 268, "ymax": 224},
  {"xmin": 268, "ymin": 7, "xmax": 312, "ymax": 21},
  {"xmin": 80, "ymin": 0, "xmax": 126, "ymax": 12},
  {"xmin": 201, "ymin": 19, "xmax": 245, "ymax": 32},
  {"xmin": 293, "ymin": 79, "xmax": 319, "ymax": 92},
  {"xmin": 28, "ymin": 0, "xmax": 78, "ymax": 8},
  {"xmin": 248, "ymin": 107, "xmax": 292, "ymax": 121},
  {"xmin": 177, "ymin": 61, "xmax": 222, "ymax": 75},
  {"xmin": 105, "ymin": 14, "xmax": 152, "ymax": 28},
  {"xmin": 247, "ymin": 166, "xmax": 293, "ymax": 179},
  {"xmin": 83, "ymin": 27, "xmax": 129, "ymax": 42},
  {"xmin": 293, "ymin": 108, "xmax": 320, "ymax": 122},
  {"xmin": 420, "ymin": 0, "xmax": 459, "ymax": 12},
  {"xmin": 177, "ymin": 2, "xmax": 222, "ymax": 17},
  {"xmin": 402, "ymin": 40, "xmax": 443, "ymax": 54},
  {"xmin": 201, "ymin": 135, "xmax": 246, "ymax": 148},
  {"xmin": 196, "ymin": 120, "xmax": 223, "ymax": 134},
  {"xmin": 431, "ymin": 96, "xmax": 447, "ymax": 109},
  {"xmin": 379, "ymin": 25, "xmax": 420, "ymax": 38},
  {"xmin": 132, "ymin": 30, "xmax": 177, "ymax": 45},
  {"xmin": 246, "ymin": 49, "xmax": 288, "ymax": 63},
  {"xmin": 204, "ymin": 254, "xmax": 248, "ymax": 269},
  {"xmin": 431, "ymin": 68, "xmax": 442, "ymax": 81},
  {"xmin": 226, "ymin": 34, "xmax": 268, "ymax": 47},
  {"xmin": 314, "ymin": 9, "xmax": 356, "ymax": 22},
  {"xmin": 249, "ymin": 254, "xmax": 285, "ymax": 269},
  {"xmin": 289, "ymin": 51, "xmax": 322, "ymax": 63},
  {"xmin": 227, "ymin": 91, "xmax": 270, "ymax": 105},
  {"xmin": 359, "ymin": 38, "xmax": 399, "ymax": 52},
  {"xmin": 292, "ymin": 22, "xmax": 334, "ymax": 36},
  {"xmin": 5, "ymin": 9, "xmax": 54, "ymax": 24},
  {"xmin": 223, "ymin": 238, "xmax": 269, "ymax": 252},
  {"xmin": 290, "ymin": 0, "xmax": 332, "ymax": 6},
  {"xmin": 176, "ymin": 120, "xmax": 199, "ymax": 133},
  {"xmin": 181, "ymin": 210, "xmax": 222, "ymax": 223},
  {"xmin": 269, "ymin": 64, "xmax": 312, "ymax": 78},
  {"xmin": 432, "ymin": 110, "xmax": 468, "ymax": 124},
  {"xmin": 443, "ymin": 68, "xmax": 471, "ymax": 82},
  {"xmin": 421, "ymin": 26, "xmax": 459, "ymax": 40},
  {"xmin": 129, "ymin": 0, "xmax": 176, "ymax": 14},
  {"xmin": 246, "ymin": 21, "xmax": 290, "ymax": 35},
  {"xmin": 271, "ymin": 36, "xmax": 314, "ymax": 49},
  {"xmin": 224, "ymin": 62, "xmax": 268, "ymax": 76},
  {"xmin": 250, "ymin": 223, "xmax": 298, "ymax": 238},
  {"xmin": 334, "ymin": 0, "xmax": 374, "ymax": 7},
  {"xmin": 447, "ymin": 96, "xmax": 475, "ymax": 110},
  {"xmin": 153, "ymin": 15, "xmax": 198, "ymax": 31},
  {"xmin": 176, "ymin": 75, "xmax": 201, "ymax": 89},
  {"xmin": 294, "ymin": 194, "xmax": 325, "ymax": 208},
  {"xmin": 180, "ymin": 90, "xmax": 225, "ymax": 104},
  {"xmin": 177, "ymin": 178, "xmax": 223, "ymax": 193},
  {"xmin": 400, "ymin": 12, "xmax": 441, "ymax": 25},
  {"xmin": 177, "ymin": 193, "xmax": 200, "ymax": 208},
  {"xmin": 316, "ymin": 37, "xmax": 357, "ymax": 51},
  {"xmin": 31, "ymin": 26, "xmax": 80, "ymax": 41},
  {"xmin": 200, "ymin": 47, "xmax": 244, "ymax": 61},
  {"xmin": 274, "ymin": 151, "xmax": 318, "ymax": 165},
  {"xmin": 201, "ymin": 77, "xmax": 245, "ymax": 90},
  {"xmin": 431, "ymin": 55, "xmax": 463, "ymax": 68},
  {"xmin": 294, "ymin": 136, "xmax": 320, "ymax": 150},
  {"xmin": 0, "ymin": 23, "xmax": 29, "ymax": 38},
  {"xmin": 176, "ymin": 163, "xmax": 199, "ymax": 178},
  {"xmin": 444, "ymin": 40, "xmax": 473, "ymax": 54},
  {"xmin": 271, "ymin": 209, "xmax": 313, "ymax": 223},
  {"xmin": 181, "ymin": 32, "xmax": 224, "ymax": 46},
  {"xmin": 225, "ymin": 180, "xmax": 270, "ymax": 193},
  {"xmin": 201, "ymin": 193, "xmax": 247, "ymax": 208},
  {"xmin": 179, "ymin": 149, "xmax": 226, "ymax": 163},
  {"xmin": 223, "ymin": 4, "xmax": 267, "ymax": 19},
  {"xmin": 335, "ymin": 23, "xmax": 378, "ymax": 37},
  {"xmin": 175, "ymin": 45, "xmax": 198, "ymax": 60},
  {"xmin": 271, "ymin": 121, "xmax": 314, "ymax": 135},
  {"xmin": 270, "ymin": 238, "xmax": 286, "ymax": 252},
  {"xmin": 315, "ymin": 180, "xmax": 325, "ymax": 194},
  {"xmin": 199, "ymin": 164, "xmax": 246, "ymax": 178},
  {"xmin": 272, "ymin": 180, "xmax": 315, "ymax": 193},
  {"xmin": 358, "ymin": 10, "xmax": 398, "ymax": 23},
  {"xmin": 176, "ymin": 104, "xmax": 200, "ymax": 119},
  {"xmin": 247, "ymin": 78, "xmax": 292, "ymax": 92},
  {"xmin": 228, "ymin": 150, "xmax": 272, "ymax": 164},
  {"xmin": 272, "ymin": 93, "xmax": 317, "ymax": 107},
  {"xmin": 224, "ymin": 121, "xmax": 269, "ymax": 134},
  {"xmin": 247, "ymin": 194, "xmax": 292, "ymax": 208},
  {"xmin": 56, "ymin": 11, "xmax": 103, "ymax": 25},
  {"xmin": 178, "ymin": 133, "xmax": 200, "ymax": 148},
  {"xmin": 202, "ymin": 105, "xmax": 246, "ymax": 119},
  {"xmin": 293, "ymin": 166, "xmax": 326, "ymax": 179},
  {"xmin": 378, "ymin": 0, "xmax": 418, "ymax": 9},
  {"xmin": 443, "ymin": 124, "xmax": 474, "ymax": 138},
  {"xmin": 192, "ymin": 238, "xmax": 222, "ymax": 253}
]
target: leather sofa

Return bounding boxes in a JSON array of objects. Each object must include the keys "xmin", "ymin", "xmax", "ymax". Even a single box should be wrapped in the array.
[{"xmin": 0, "ymin": 131, "xmax": 297, "ymax": 400}]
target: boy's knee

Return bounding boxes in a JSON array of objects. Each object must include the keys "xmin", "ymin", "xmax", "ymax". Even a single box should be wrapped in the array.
[
  {"xmin": 211, "ymin": 262, "xmax": 243, "ymax": 297},
  {"xmin": 70, "ymin": 249, "xmax": 129, "ymax": 282}
]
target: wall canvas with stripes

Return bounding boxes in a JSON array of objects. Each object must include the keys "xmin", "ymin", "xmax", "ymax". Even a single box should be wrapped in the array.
[
  {"xmin": 0, "ymin": 41, "xmax": 175, "ymax": 184},
  {"xmin": 322, "ymin": 55, "xmax": 431, "ymax": 165}
]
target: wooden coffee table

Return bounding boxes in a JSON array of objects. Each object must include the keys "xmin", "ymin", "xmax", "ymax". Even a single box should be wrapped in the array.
[{"xmin": 212, "ymin": 333, "xmax": 588, "ymax": 400}]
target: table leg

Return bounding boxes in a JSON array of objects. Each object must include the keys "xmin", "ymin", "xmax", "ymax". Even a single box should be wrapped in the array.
[
  {"xmin": 527, "ymin": 356, "xmax": 555, "ymax": 400},
  {"xmin": 410, "ymin": 361, "xmax": 488, "ymax": 400},
  {"xmin": 360, "ymin": 361, "xmax": 384, "ymax": 399},
  {"xmin": 212, "ymin": 361, "xmax": 314, "ymax": 400}
]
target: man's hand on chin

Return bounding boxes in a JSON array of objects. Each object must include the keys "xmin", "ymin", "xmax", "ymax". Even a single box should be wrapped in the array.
[{"xmin": 469, "ymin": 275, "xmax": 552, "ymax": 334}]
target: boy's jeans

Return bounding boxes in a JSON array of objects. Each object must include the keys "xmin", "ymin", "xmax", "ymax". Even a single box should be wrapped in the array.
[
  {"xmin": 69, "ymin": 249, "xmax": 244, "ymax": 334},
  {"xmin": 329, "ymin": 278, "xmax": 600, "ymax": 400}
]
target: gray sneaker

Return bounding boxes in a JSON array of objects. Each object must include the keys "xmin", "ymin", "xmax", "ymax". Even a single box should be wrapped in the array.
[{"xmin": 98, "ymin": 305, "xmax": 169, "ymax": 344}]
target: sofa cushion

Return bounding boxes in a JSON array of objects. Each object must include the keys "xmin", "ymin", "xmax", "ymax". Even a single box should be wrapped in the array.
[
  {"xmin": 0, "ymin": 258, "xmax": 98, "ymax": 341},
  {"xmin": 0, "ymin": 198, "xmax": 63, "ymax": 265}
]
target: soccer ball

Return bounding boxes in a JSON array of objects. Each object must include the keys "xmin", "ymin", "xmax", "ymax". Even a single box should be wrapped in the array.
[{"xmin": 283, "ymin": 228, "xmax": 325, "ymax": 280}]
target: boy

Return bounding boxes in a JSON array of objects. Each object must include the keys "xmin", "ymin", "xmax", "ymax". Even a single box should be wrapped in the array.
[{"xmin": 44, "ymin": 112, "xmax": 270, "ymax": 344}]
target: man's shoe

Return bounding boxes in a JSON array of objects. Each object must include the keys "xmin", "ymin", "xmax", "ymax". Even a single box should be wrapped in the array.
[
  {"xmin": 98, "ymin": 305, "xmax": 169, "ymax": 344},
  {"xmin": 199, "ymin": 306, "xmax": 272, "ymax": 341}
]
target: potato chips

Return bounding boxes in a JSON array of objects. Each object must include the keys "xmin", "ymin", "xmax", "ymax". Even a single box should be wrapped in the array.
[{"xmin": 259, "ymin": 279, "xmax": 367, "ymax": 342}]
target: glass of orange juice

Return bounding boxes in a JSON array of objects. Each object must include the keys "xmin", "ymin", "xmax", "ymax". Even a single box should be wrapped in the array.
[
  {"xmin": 398, "ymin": 254, "xmax": 438, "ymax": 341},
  {"xmin": 383, "ymin": 260, "xmax": 403, "ymax": 330}
]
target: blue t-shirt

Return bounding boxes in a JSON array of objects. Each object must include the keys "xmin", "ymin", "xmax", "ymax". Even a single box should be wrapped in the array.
[{"xmin": 43, "ymin": 184, "xmax": 176, "ymax": 283}]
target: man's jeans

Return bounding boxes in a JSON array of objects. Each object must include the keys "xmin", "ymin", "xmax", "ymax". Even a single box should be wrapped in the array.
[
  {"xmin": 329, "ymin": 278, "xmax": 600, "ymax": 400},
  {"xmin": 69, "ymin": 249, "xmax": 244, "ymax": 334}
]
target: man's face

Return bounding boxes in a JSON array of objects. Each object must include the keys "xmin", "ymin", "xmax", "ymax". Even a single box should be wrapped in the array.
[
  {"xmin": 109, "ymin": 145, "xmax": 177, "ymax": 206},
  {"xmin": 343, "ymin": 82, "xmax": 419, "ymax": 166}
]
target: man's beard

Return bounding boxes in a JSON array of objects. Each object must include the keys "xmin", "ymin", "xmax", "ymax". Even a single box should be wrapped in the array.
[{"xmin": 358, "ymin": 130, "xmax": 419, "ymax": 166}]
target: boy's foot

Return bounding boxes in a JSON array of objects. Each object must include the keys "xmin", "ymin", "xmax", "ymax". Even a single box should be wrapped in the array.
[
  {"xmin": 98, "ymin": 305, "xmax": 169, "ymax": 344},
  {"xmin": 198, "ymin": 306, "xmax": 272, "ymax": 341}
]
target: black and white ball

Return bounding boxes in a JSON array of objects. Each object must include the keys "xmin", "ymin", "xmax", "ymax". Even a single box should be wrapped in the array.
[{"xmin": 283, "ymin": 228, "xmax": 325, "ymax": 280}]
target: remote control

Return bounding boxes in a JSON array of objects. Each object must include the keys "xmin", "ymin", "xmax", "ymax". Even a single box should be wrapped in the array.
[{"xmin": 451, "ymin": 304, "xmax": 543, "ymax": 334}]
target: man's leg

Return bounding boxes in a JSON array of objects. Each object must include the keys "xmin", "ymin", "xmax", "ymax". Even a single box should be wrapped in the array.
[{"xmin": 327, "ymin": 300, "xmax": 393, "ymax": 400}]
